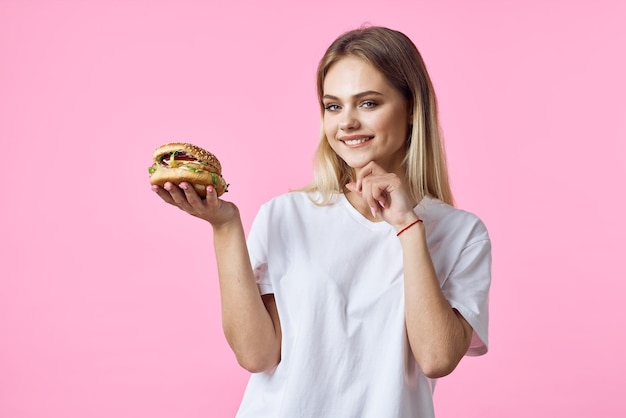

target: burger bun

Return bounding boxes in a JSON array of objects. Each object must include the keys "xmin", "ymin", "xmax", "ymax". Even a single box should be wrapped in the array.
[{"xmin": 149, "ymin": 142, "xmax": 228, "ymax": 197}]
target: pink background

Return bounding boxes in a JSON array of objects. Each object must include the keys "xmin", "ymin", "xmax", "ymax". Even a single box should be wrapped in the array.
[{"xmin": 1, "ymin": 0, "xmax": 625, "ymax": 417}]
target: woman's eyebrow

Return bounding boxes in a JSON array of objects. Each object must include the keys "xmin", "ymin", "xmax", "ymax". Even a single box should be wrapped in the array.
[{"xmin": 322, "ymin": 90, "xmax": 384, "ymax": 101}]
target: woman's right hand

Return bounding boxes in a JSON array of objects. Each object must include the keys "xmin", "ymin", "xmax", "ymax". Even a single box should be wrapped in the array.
[{"xmin": 152, "ymin": 182, "xmax": 239, "ymax": 227}]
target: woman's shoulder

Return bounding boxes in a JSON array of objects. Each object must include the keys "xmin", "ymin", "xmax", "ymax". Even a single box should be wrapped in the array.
[{"xmin": 420, "ymin": 196, "xmax": 490, "ymax": 243}]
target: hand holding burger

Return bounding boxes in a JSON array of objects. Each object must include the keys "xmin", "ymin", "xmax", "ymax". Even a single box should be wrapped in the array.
[{"xmin": 148, "ymin": 142, "xmax": 228, "ymax": 197}]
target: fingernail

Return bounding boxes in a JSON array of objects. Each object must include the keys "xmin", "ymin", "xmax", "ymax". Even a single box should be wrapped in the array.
[
  {"xmin": 206, "ymin": 185, "xmax": 214, "ymax": 193},
  {"xmin": 151, "ymin": 185, "xmax": 159, "ymax": 192},
  {"xmin": 179, "ymin": 183, "xmax": 188, "ymax": 190},
  {"xmin": 371, "ymin": 207, "xmax": 377, "ymax": 218},
  {"xmin": 164, "ymin": 182, "xmax": 172, "ymax": 191}
]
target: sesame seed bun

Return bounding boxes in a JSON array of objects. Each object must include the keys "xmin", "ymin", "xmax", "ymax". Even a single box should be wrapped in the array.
[{"xmin": 152, "ymin": 142, "xmax": 222, "ymax": 173}]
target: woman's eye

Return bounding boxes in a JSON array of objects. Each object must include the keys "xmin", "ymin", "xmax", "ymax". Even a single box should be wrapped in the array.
[
  {"xmin": 361, "ymin": 101, "xmax": 377, "ymax": 109},
  {"xmin": 324, "ymin": 104, "xmax": 340, "ymax": 111}
]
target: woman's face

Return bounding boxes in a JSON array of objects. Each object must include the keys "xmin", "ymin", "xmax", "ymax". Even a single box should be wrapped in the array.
[{"xmin": 322, "ymin": 56, "xmax": 411, "ymax": 175}]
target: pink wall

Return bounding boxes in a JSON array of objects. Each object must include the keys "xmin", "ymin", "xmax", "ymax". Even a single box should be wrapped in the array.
[{"xmin": 1, "ymin": 0, "xmax": 625, "ymax": 417}]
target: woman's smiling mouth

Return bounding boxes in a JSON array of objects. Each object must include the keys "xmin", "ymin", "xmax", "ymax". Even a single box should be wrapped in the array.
[{"xmin": 340, "ymin": 136, "xmax": 373, "ymax": 146}]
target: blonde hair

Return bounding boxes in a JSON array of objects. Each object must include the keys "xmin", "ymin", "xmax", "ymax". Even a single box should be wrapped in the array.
[{"xmin": 302, "ymin": 26, "xmax": 454, "ymax": 206}]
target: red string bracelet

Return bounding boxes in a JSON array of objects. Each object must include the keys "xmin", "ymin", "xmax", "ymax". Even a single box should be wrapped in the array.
[{"xmin": 396, "ymin": 219, "xmax": 423, "ymax": 236}]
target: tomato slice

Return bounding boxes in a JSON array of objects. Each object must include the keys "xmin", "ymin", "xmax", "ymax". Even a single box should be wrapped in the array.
[{"xmin": 159, "ymin": 151, "xmax": 197, "ymax": 166}]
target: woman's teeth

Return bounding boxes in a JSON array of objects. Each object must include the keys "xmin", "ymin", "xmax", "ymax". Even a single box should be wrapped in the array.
[{"xmin": 344, "ymin": 137, "xmax": 371, "ymax": 146}]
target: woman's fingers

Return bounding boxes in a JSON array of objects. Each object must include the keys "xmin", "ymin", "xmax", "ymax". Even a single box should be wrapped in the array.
[
  {"xmin": 165, "ymin": 182, "xmax": 194, "ymax": 211},
  {"xmin": 153, "ymin": 182, "xmax": 192, "ymax": 210},
  {"xmin": 179, "ymin": 182, "xmax": 206, "ymax": 207},
  {"xmin": 152, "ymin": 182, "xmax": 202, "ymax": 215},
  {"xmin": 204, "ymin": 185, "xmax": 218, "ymax": 207},
  {"xmin": 361, "ymin": 175, "xmax": 391, "ymax": 218},
  {"xmin": 354, "ymin": 162, "xmax": 377, "ymax": 191},
  {"xmin": 152, "ymin": 184, "xmax": 177, "ymax": 205},
  {"xmin": 345, "ymin": 182, "xmax": 358, "ymax": 194},
  {"xmin": 151, "ymin": 181, "xmax": 239, "ymax": 227},
  {"xmin": 350, "ymin": 162, "xmax": 414, "ymax": 222}
]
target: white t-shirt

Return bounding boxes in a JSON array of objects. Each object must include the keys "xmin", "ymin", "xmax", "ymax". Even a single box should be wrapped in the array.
[{"xmin": 237, "ymin": 192, "xmax": 491, "ymax": 418}]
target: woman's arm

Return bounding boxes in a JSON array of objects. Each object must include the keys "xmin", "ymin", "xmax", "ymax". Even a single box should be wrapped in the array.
[
  {"xmin": 347, "ymin": 162, "xmax": 472, "ymax": 378},
  {"xmin": 397, "ymin": 221, "xmax": 472, "ymax": 378},
  {"xmin": 212, "ymin": 214, "xmax": 282, "ymax": 373},
  {"xmin": 153, "ymin": 182, "xmax": 281, "ymax": 373}
]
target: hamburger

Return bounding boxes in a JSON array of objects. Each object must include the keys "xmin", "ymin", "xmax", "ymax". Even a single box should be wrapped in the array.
[{"xmin": 148, "ymin": 142, "xmax": 228, "ymax": 197}]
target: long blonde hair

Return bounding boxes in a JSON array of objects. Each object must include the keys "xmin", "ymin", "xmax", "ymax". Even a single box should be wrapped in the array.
[{"xmin": 302, "ymin": 26, "xmax": 454, "ymax": 206}]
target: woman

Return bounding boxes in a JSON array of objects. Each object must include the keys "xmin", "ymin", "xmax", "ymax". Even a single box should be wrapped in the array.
[{"xmin": 153, "ymin": 26, "xmax": 491, "ymax": 418}]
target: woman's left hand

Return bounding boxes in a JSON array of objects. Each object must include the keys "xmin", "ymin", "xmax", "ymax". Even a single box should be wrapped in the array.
[{"xmin": 345, "ymin": 161, "xmax": 419, "ymax": 229}]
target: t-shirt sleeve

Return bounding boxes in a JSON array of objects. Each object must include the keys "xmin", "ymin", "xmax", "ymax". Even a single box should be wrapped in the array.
[
  {"xmin": 247, "ymin": 204, "xmax": 273, "ymax": 295},
  {"xmin": 442, "ymin": 237, "xmax": 492, "ymax": 356}
]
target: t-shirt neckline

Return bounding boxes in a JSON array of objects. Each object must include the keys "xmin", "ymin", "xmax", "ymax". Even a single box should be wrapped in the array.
[
  {"xmin": 337, "ymin": 193, "xmax": 396, "ymax": 232},
  {"xmin": 337, "ymin": 192, "xmax": 432, "ymax": 232}
]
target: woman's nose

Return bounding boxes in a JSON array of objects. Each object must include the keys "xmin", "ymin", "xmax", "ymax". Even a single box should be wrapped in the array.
[{"xmin": 339, "ymin": 109, "xmax": 360, "ymax": 130}]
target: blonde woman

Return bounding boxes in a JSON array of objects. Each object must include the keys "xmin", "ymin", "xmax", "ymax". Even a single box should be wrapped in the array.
[{"xmin": 153, "ymin": 26, "xmax": 491, "ymax": 418}]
